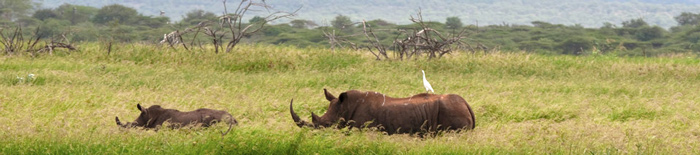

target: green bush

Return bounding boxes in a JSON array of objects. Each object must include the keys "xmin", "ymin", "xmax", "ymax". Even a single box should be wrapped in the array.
[{"xmin": 558, "ymin": 37, "xmax": 594, "ymax": 55}]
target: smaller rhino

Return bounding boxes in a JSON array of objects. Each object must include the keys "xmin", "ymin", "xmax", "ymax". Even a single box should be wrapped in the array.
[{"xmin": 115, "ymin": 104, "xmax": 237, "ymax": 135}]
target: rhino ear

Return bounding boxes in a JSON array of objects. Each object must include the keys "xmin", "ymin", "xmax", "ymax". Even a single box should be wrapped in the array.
[
  {"xmin": 137, "ymin": 103, "xmax": 143, "ymax": 111},
  {"xmin": 324, "ymin": 89, "xmax": 336, "ymax": 101},
  {"xmin": 312, "ymin": 112, "xmax": 320, "ymax": 123},
  {"xmin": 338, "ymin": 92, "xmax": 348, "ymax": 103}
]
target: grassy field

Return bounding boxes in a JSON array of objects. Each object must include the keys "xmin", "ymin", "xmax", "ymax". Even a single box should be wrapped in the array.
[{"xmin": 1, "ymin": 43, "xmax": 700, "ymax": 154}]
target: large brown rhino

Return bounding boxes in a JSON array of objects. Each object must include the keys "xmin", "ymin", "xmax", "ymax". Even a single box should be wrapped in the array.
[
  {"xmin": 290, "ymin": 89, "xmax": 475, "ymax": 135},
  {"xmin": 115, "ymin": 104, "xmax": 237, "ymax": 135}
]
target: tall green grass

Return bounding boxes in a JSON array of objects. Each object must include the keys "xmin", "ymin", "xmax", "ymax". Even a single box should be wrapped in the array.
[{"xmin": 1, "ymin": 43, "xmax": 700, "ymax": 154}]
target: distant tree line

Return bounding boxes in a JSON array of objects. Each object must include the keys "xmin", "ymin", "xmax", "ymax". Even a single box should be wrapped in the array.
[{"xmin": 2, "ymin": 0, "xmax": 700, "ymax": 56}]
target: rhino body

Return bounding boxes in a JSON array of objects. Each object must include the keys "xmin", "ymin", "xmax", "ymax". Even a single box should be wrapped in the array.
[
  {"xmin": 291, "ymin": 89, "xmax": 475, "ymax": 134},
  {"xmin": 116, "ymin": 104, "xmax": 237, "ymax": 135}
]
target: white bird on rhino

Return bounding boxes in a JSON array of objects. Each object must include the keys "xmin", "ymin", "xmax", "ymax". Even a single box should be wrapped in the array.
[{"xmin": 422, "ymin": 70, "xmax": 434, "ymax": 93}]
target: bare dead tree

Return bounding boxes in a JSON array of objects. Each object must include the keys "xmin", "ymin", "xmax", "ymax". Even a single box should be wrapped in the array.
[
  {"xmin": 321, "ymin": 20, "xmax": 391, "ymax": 59},
  {"xmin": 403, "ymin": 11, "xmax": 470, "ymax": 59},
  {"xmin": 322, "ymin": 10, "xmax": 472, "ymax": 60},
  {"xmin": 155, "ymin": 0, "xmax": 297, "ymax": 53},
  {"xmin": 361, "ymin": 20, "xmax": 389, "ymax": 60},
  {"xmin": 1, "ymin": 26, "xmax": 76, "ymax": 56},
  {"xmin": 159, "ymin": 21, "xmax": 210, "ymax": 50},
  {"xmin": 392, "ymin": 29, "xmax": 417, "ymax": 60},
  {"xmin": 322, "ymin": 29, "xmax": 360, "ymax": 52},
  {"xmin": 1, "ymin": 26, "xmax": 38, "ymax": 54},
  {"xmin": 204, "ymin": 27, "xmax": 225, "ymax": 54},
  {"xmin": 219, "ymin": 0, "xmax": 298, "ymax": 53},
  {"xmin": 380, "ymin": 10, "xmax": 472, "ymax": 60},
  {"xmin": 37, "ymin": 42, "xmax": 77, "ymax": 55},
  {"xmin": 323, "ymin": 30, "xmax": 342, "ymax": 51}
]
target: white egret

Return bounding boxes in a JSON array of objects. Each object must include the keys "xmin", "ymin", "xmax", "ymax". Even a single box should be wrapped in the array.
[{"xmin": 422, "ymin": 70, "xmax": 434, "ymax": 93}]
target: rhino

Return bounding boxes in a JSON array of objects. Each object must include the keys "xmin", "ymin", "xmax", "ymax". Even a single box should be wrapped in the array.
[
  {"xmin": 290, "ymin": 89, "xmax": 475, "ymax": 135},
  {"xmin": 115, "ymin": 104, "xmax": 237, "ymax": 135}
]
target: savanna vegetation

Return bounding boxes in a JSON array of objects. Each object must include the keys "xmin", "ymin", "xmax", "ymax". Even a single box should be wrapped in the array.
[
  {"xmin": 2, "ymin": 0, "xmax": 700, "ymax": 56},
  {"xmin": 2, "ymin": 0, "xmax": 700, "ymax": 154},
  {"xmin": 1, "ymin": 43, "xmax": 700, "ymax": 154}
]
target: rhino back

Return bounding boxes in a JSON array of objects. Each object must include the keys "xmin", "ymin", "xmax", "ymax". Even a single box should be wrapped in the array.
[
  {"xmin": 355, "ymin": 93, "xmax": 473, "ymax": 133},
  {"xmin": 340, "ymin": 91, "xmax": 474, "ymax": 133},
  {"xmin": 168, "ymin": 108, "xmax": 230, "ymax": 127},
  {"xmin": 342, "ymin": 92, "xmax": 442, "ymax": 133}
]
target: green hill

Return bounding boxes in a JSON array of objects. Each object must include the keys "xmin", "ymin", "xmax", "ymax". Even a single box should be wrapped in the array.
[{"xmin": 37, "ymin": 0, "xmax": 700, "ymax": 28}]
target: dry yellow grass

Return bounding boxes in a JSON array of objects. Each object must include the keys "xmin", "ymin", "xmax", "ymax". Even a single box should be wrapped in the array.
[{"xmin": 1, "ymin": 43, "xmax": 699, "ymax": 154}]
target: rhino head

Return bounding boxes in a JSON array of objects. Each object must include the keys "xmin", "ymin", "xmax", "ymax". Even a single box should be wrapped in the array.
[
  {"xmin": 290, "ymin": 89, "xmax": 348, "ymax": 128},
  {"xmin": 115, "ymin": 104, "xmax": 155, "ymax": 128}
]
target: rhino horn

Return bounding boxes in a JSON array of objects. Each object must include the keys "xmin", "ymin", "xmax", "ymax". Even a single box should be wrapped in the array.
[
  {"xmin": 289, "ymin": 99, "xmax": 312, "ymax": 128},
  {"xmin": 115, "ymin": 116, "xmax": 123, "ymax": 126}
]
